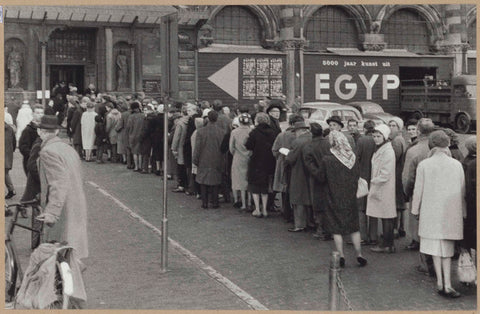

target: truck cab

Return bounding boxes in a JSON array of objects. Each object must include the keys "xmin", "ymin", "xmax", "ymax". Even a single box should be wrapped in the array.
[{"xmin": 450, "ymin": 75, "xmax": 476, "ymax": 133}]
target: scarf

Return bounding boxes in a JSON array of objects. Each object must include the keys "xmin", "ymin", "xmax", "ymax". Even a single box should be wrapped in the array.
[{"xmin": 329, "ymin": 130, "xmax": 356, "ymax": 169}]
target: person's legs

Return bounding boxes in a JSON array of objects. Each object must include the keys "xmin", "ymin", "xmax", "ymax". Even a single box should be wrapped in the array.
[
  {"xmin": 432, "ymin": 255, "xmax": 443, "ymax": 289},
  {"xmin": 141, "ymin": 154, "xmax": 150, "ymax": 171},
  {"xmin": 293, "ymin": 205, "xmax": 307, "ymax": 229},
  {"xmin": 442, "ymin": 257, "xmax": 453, "ymax": 290},
  {"xmin": 333, "ymin": 234, "xmax": 344, "ymax": 257},
  {"xmin": 240, "ymin": 190, "xmax": 247, "ymax": 209},
  {"xmin": 200, "ymin": 184, "xmax": 208, "ymax": 208},
  {"xmin": 211, "ymin": 185, "xmax": 219, "ymax": 208},
  {"xmin": 133, "ymin": 154, "xmax": 141, "ymax": 170},
  {"xmin": 351, "ymin": 231, "xmax": 363, "ymax": 257},
  {"xmin": 96, "ymin": 144, "xmax": 105, "ymax": 163},
  {"xmin": 368, "ymin": 216, "xmax": 378, "ymax": 243},
  {"xmin": 282, "ymin": 192, "xmax": 293, "ymax": 222},
  {"xmin": 261, "ymin": 193, "xmax": 268, "ymax": 216},
  {"xmin": 111, "ymin": 144, "xmax": 118, "ymax": 162},
  {"xmin": 382, "ymin": 218, "xmax": 395, "ymax": 248},
  {"xmin": 252, "ymin": 193, "xmax": 261, "ymax": 216},
  {"xmin": 357, "ymin": 198, "xmax": 368, "ymax": 242},
  {"xmin": 85, "ymin": 149, "xmax": 92, "ymax": 161},
  {"xmin": 126, "ymin": 148, "xmax": 133, "ymax": 168}
]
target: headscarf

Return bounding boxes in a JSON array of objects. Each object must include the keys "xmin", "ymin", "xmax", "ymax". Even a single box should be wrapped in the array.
[{"xmin": 328, "ymin": 130, "xmax": 356, "ymax": 169}]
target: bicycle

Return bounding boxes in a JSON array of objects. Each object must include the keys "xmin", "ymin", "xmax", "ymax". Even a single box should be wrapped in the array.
[{"xmin": 5, "ymin": 200, "xmax": 78, "ymax": 309}]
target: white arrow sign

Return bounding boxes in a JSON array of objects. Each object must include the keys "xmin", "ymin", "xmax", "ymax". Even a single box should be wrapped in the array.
[{"xmin": 208, "ymin": 57, "xmax": 238, "ymax": 100}]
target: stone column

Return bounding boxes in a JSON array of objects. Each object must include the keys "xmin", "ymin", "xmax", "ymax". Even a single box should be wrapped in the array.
[
  {"xmin": 105, "ymin": 28, "xmax": 113, "ymax": 92},
  {"xmin": 27, "ymin": 29, "xmax": 36, "ymax": 91},
  {"xmin": 442, "ymin": 4, "xmax": 469, "ymax": 75},
  {"xmin": 40, "ymin": 41, "xmax": 47, "ymax": 106},
  {"xmin": 278, "ymin": 6, "xmax": 306, "ymax": 109},
  {"xmin": 130, "ymin": 44, "xmax": 135, "ymax": 92}
]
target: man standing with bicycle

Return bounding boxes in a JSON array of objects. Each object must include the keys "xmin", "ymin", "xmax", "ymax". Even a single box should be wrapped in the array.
[{"xmin": 35, "ymin": 115, "xmax": 88, "ymax": 260}]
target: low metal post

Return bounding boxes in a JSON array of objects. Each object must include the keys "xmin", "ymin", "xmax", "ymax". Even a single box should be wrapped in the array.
[
  {"xmin": 329, "ymin": 251, "xmax": 341, "ymax": 311},
  {"xmin": 160, "ymin": 101, "xmax": 169, "ymax": 273}
]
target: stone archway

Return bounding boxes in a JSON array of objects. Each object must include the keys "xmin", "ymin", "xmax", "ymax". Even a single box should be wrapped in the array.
[
  {"xmin": 375, "ymin": 5, "xmax": 445, "ymax": 44},
  {"xmin": 205, "ymin": 5, "xmax": 279, "ymax": 47}
]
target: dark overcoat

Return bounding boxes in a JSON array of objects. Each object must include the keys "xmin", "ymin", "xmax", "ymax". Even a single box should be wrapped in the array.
[
  {"xmin": 140, "ymin": 114, "xmax": 155, "ymax": 155},
  {"xmin": 126, "ymin": 111, "xmax": 145, "ymax": 154},
  {"xmin": 70, "ymin": 107, "xmax": 85, "ymax": 146},
  {"xmin": 22, "ymin": 137, "xmax": 42, "ymax": 202},
  {"xmin": 19, "ymin": 122, "xmax": 39, "ymax": 172},
  {"xmin": 116, "ymin": 109, "xmax": 131, "ymax": 153},
  {"xmin": 193, "ymin": 121, "xmax": 225, "ymax": 185},
  {"xmin": 285, "ymin": 132, "xmax": 312, "ymax": 205},
  {"xmin": 245, "ymin": 123, "xmax": 277, "ymax": 187},
  {"xmin": 355, "ymin": 133, "xmax": 376, "ymax": 184},
  {"xmin": 303, "ymin": 136, "xmax": 331, "ymax": 212},
  {"xmin": 149, "ymin": 113, "xmax": 165, "ymax": 161},
  {"xmin": 315, "ymin": 155, "xmax": 360, "ymax": 235},
  {"xmin": 463, "ymin": 153, "xmax": 476, "ymax": 250},
  {"xmin": 5, "ymin": 124, "xmax": 16, "ymax": 170}
]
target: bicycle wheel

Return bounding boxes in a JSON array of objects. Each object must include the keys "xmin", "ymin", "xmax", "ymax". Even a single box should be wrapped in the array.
[{"xmin": 5, "ymin": 241, "xmax": 18, "ymax": 303}]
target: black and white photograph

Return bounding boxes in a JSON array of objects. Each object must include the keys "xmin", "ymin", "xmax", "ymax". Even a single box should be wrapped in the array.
[{"xmin": 2, "ymin": 3, "xmax": 478, "ymax": 311}]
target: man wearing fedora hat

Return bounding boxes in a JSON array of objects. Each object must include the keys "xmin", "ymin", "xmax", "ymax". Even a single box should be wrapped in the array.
[
  {"xmin": 327, "ymin": 115, "xmax": 356, "ymax": 150},
  {"xmin": 35, "ymin": 115, "xmax": 88, "ymax": 260},
  {"xmin": 285, "ymin": 121, "xmax": 313, "ymax": 232}
]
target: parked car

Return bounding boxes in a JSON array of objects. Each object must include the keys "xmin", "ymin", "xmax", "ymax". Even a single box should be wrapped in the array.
[
  {"xmin": 299, "ymin": 102, "xmax": 364, "ymax": 131},
  {"xmin": 346, "ymin": 101, "xmax": 398, "ymax": 125}
]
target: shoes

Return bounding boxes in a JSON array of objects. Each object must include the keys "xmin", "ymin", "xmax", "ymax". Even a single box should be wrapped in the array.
[
  {"xmin": 172, "ymin": 187, "xmax": 185, "ymax": 193},
  {"xmin": 196, "ymin": 194, "xmax": 201, "ymax": 199},
  {"xmin": 339, "ymin": 257, "xmax": 345, "ymax": 268},
  {"xmin": 141, "ymin": 170, "xmax": 148, "ymax": 174},
  {"xmin": 233, "ymin": 201, "xmax": 242, "ymax": 208},
  {"xmin": 370, "ymin": 246, "xmax": 396, "ymax": 253},
  {"xmin": 398, "ymin": 229, "xmax": 406, "ymax": 237},
  {"xmin": 211, "ymin": 205, "xmax": 220, "ymax": 209},
  {"xmin": 127, "ymin": 165, "xmax": 135, "ymax": 169},
  {"xmin": 357, "ymin": 256, "xmax": 368, "ymax": 267},
  {"xmin": 252, "ymin": 210, "xmax": 262, "ymax": 218},
  {"xmin": 406, "ymin": 240, "xmax": 420, "ymax": 251},
  {"xmin": 5, "ymin": 190, "xmax": 16, "ymax": 199},
  {"xmin": 313, "ymin": 233, "xmax": 333, "ymax": 241},
  {"xmin": 166, "ymin": 175, "xmax": 173, "ymax": 180},
  {"xmin": 201, "ymin": 204, "xmax": 208, "ymax": 209},
  {"xmin": 288, "ymin": 227, "xmax": 306, "ymax": 232},
  {"xmin": 442, "ymin": 288, "xmax": 461, "ymax": 298},
  {"xmin": 155, "ymin": 171, "xmax": 161, "ymax": 176},
  {"xmin": 185, "ymin": 191, "xmax": 192, "ymax": 196}
]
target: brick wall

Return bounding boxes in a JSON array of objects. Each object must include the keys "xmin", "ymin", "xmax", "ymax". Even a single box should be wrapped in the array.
[{"xmin": 178, "ymin": 50, "xmax": 196, "ymax": 102}]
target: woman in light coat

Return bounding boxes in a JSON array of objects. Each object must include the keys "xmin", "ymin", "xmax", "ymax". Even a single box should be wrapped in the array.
[
  {"xmin": 366, "ymin": 124, "xmax": 397, "ymax": 253},
  {"xmin": 80, "ymin": 102, "xmax": 97, "ymax": 161},
  {"xmin": 411, "ymin": 130, "xmax": 465, "ymax": 298},
  {"xmin": 16, "ymin": 101, "xmax": 33, "ymax": 141},
  {"xmin": 229, "ymin": 113, "xmax": 252, "ymax": 210}
]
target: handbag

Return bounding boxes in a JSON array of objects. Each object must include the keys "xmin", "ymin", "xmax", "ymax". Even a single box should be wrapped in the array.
[
  {"xmin": 457, "ymin": 248, "xmax": 477, "ymax": 284},
  {"xmin": 356, "ymin": 177, "xmax": 369, "ymax": 198}
]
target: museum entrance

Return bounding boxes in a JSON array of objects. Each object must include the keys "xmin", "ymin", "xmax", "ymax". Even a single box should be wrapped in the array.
[{"xmin": 50, "ymin": 65, "xmax": 85, "ymax": 94}]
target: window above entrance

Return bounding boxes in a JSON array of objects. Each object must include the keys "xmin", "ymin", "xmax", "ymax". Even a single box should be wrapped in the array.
[{"xmin": 47, "ymin": 29, "xmax": 95, "ymax": 63}]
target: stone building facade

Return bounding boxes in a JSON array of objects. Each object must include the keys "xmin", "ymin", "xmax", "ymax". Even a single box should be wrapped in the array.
[{"xmin": 4, "ymin": 5, "xmax": 477, "ymax": 115}]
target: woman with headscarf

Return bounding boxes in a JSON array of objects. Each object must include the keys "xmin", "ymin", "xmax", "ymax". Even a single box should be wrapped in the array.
[
  {"xmin": 367, "ymin": 124, "xmax": 397, "ymax": 253},
  {"xmin": 245, "ymin": 113, "xmax": 277, "ymax": 218},
  {"xmin": 411, "ymin": 130, "xmax": 466, "ymax": 298},
  {"xmin": 313, "ymin": 130, "xmax": 366, "ymax": 267},
  {"xmin": 462, "ymin": 136, "xmax": 476, "ymax": 255},
  {"xmin": 442, "ymin": 128, "xmax": 464, "ymax": 162},
  {"xmin": 229, "ymin": 113, "xmax": 252, "ymax": 211},
  {"xmin": 388, "ymin": 117, "xmax": 407, "ymax": 238}
]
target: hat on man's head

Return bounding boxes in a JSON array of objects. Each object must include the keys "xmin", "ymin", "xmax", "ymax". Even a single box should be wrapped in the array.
[
  {"xmin": 326, "ymin": 115, "xmax": 344, "ymax": 128},
  {"xmin": 293, "ymin": 121, "xmax": 309, "ymax": 131},
  {"xmin": 266, "ymin": 104, "xmax": 282, "ymax": 114},
  {"xmin": 38, "ymin": 115, "xmax": 62, "ymax": 129},
  {"xmin": 428, "ymin": 130, "xmax": 450, "ymax": 149}
]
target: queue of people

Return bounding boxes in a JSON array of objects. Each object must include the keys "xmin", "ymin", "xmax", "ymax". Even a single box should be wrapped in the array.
[{"xmin": 4, "ymin": 89, "xmax": 476, "ymax": 298}]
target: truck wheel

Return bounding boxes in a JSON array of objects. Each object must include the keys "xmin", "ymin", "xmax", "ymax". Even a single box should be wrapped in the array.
[
  {"xmin": 410, "ymin": 111, "xmax": 423, "ymax": 121},
  {"xmin": 455, "ymin": 114, "xmax": 471, "ymax": 134}
]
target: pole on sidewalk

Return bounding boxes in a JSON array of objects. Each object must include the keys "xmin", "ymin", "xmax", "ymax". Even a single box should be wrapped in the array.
[
  {"xmin": 160, "ymin": 99, "xmax": 169, "ymax": 273},
  {"xmin": 328, "ymin": 251, "xmax": 340, "ymax": 311}
]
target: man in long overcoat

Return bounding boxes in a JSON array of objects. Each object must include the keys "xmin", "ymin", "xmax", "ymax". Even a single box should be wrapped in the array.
[
  {"xmin": 303, "ymin": 123, "xmax": 332, "ymax": 239},
  {"xmin": 193, "ymin": 110, "xmax": 225, "ymax": 209},
  {"xmin": 285, "ymin": 121, "xmax": 312, "ymax": 232},
  {"xmin": 126, "ymin": 102, "xmax": 144, "ymax": 171},
  {"xmin": 70, "ymin": 97, "xmax": 87, "ymax": 158},
  {"xmin": 36, "ymin": 115, "xmax": 88, "ymax": 260}
]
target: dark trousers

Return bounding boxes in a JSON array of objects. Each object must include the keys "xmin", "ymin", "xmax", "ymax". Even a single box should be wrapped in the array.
[
  {"xmin": 200, "ymin": 184, "xmax": 219, "ymax": 207},
  {"xmin": 97, "ymin": 143, "xmax": 107, "ymax": 162},
  {"xmin": 22, "ymin": 157, "xmax": 28, "ymax": 176},
  {"xmin": 282, "ymin": 192, "xmax": 293, "ymax": 222},
  {"xmin": 177, "ymin": 164, "xmax": 187, "ymax": 188},
  {"xmin": 192, "ymin": 174, "xmax": 200, "ymax": 195},
  {"xmin": 74, "ymin": 144, "xmax": 83, "ymax": 158},
  {"xmin": 111, "ymin": 144, "xmax": 118, "ymax": 162},
  {"xmin": 142, "ymin": 154, "xmax": 151, "ymax": 171},
  {"xmin": 126, "ymin": 147, "xmax": 134, "ymax": 168}
]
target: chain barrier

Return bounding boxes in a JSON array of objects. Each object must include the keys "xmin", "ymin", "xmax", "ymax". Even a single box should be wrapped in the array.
[{"xmin": 336, "ymin": 272, "xmax": 354, "ymax": 311}]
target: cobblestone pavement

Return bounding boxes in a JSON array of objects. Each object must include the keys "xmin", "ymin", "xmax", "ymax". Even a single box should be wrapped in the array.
[{"xmin": 5, "ymin": 136, "xmax": 477, "ymax": 310}]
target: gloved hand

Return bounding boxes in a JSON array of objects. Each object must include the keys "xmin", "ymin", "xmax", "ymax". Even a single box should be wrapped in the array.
[{"xmin": 36, "ymin": 212, "xmax": 58, "ymax": 227}]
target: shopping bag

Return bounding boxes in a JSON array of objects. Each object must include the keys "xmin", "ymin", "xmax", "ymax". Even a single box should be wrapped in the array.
[
  {"xmin": 356, "ymin": 177, "xmax": 369, "ymax": 198},
  {"xmin": 457, "ymin": 248, "xmax": 477, "ymax": 284}
]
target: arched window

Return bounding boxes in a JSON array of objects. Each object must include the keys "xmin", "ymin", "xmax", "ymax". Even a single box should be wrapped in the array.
[
  {"xmin": 383, "ymin": 9, "xmax": 430, "ymax": 53},
  {"xmin": 305, "ymin": 6, "xmax": 359, "ymax": 51},
  {"xmin": 468, "ymin": 20, "xmax": 476, "ymax": 50},
  {"xmin": 211, "ymin": 6, "xmax": 262, "ymax": 46}
]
